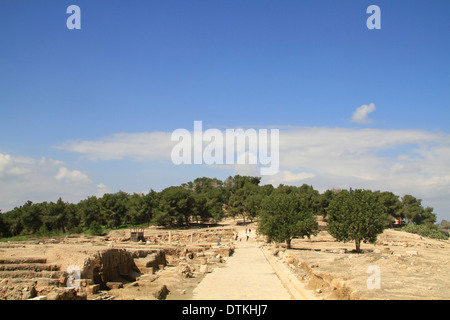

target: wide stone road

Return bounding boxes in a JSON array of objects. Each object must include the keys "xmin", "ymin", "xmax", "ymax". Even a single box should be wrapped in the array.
[{"xmin": 192, "ymin": 229, "xmax": 292, "ymax": 300}]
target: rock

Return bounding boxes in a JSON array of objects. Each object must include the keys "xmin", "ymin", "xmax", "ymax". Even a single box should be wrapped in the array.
[
  {"xmin": 199, "ymin": 264, "xmax": 209, "ymax": 274},
  {"xmin": 106, "ymin": 282, "xmax": 123, "ymax": 290},
  {"xmin": 331, "ymin": 279, "xmax": 344, "ymax": 289},
  {"xmin": 208, "ymin": 258, "xmax": 221, "ymax": 264},
  {"xmin": 21, "ymin": 286, "xmax": 37, "ymax": 300},
  {"xmin": 153, "ymin": 285, "xmax": 169, "ymax": 300},
  {"xmin": 178, "ymin": 263, "xmax": 193, "ymax": 278},
  {"xmin": 405, "ymin": 250, "xmax": 419, "ymax": 256},
  {"xmin": 47, "ymin": 288, "xmax": 85, "ymax": 300},
  {"xmin": 87, "ymin": 284, "xmax": 100, "ymax": 294}
]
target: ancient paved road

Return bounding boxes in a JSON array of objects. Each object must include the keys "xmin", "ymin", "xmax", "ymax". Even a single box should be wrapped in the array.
[{"xmin": 192, "ymin": 228, "xmax": 293, "ymax": 300}]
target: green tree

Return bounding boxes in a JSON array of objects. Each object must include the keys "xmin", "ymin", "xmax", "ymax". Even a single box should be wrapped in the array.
[
  {"xmin": 88, "ymin": 221, "xmax": 103, "ymax": 236},
  {"xmin": 257, "ymin": 185, "xmax": 318, "ymax": 249},
  {"xmin": 187, "ymin": 177, "xmax": 226, "ymax": 223},
  {"xmin": 2, "ymin": 207, "xmax": 23, "ymax": 237},
  {"xmin": 45, "ymin": 198, "xmax": 68, "ymax": 233},
  {"xmin": 327, "ymin": 189, "xmax": 386, "ymax": 253},
  {"xmin": 0, "ymin": 210, "xmax": 8, "ymax": 238},
  {"xmin": 226, "ymin": 175, "xmax": 262, "ymax": 223},
  {"xmin": 399, "ymin": 195, "xmax": 423, "ymax": 224},
  {"xmin": 127, "ymin": 190, "xmax": 158, "ymax": 226},
  {"xmin": 77, "ymin": 196, "xmax": 101, "ymax": 229},
  {"xmin": 317, "ymin": 189, "xmax": 336, "ymax": 218},
  {"xmin": 98, "ymin": 191, "xmax": 129, "ymax": 229},
  {"xmin": 399, "ymin": 195, "xmax": 436, "ymax": 225},
  {"xmin": 157, "ymin": 186, "xmax": 195, "ymax": 226},
  {"xmin": 20, "ymin": 201, "xmax": 43, "ymax": 235},
  {"xmin": 374, "ymin": 191, "xmax": 403, "ymax": 227}
]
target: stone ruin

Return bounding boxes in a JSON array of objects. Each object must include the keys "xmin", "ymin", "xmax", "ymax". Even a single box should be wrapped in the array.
[{"xmin": 0, "ymin": 227, "xmax": 235, "ymax": 300}]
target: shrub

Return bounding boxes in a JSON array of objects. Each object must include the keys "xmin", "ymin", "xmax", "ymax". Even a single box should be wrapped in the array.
[
  {"xmin": 401, "ymin": 224, "xmax": 447, "ymax": 240},
  {"xmin": 88, "ymin": 221, "xmax": 103, "ymax": 236}
]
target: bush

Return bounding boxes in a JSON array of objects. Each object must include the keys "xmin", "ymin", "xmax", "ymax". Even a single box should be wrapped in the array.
[
  {"xmin": 88, "ymin": 221, "xmax": 103, "ymax": 236},
  {"xmin": 401, "ymin": 224, "xmax": 447, "ymax": 240}
]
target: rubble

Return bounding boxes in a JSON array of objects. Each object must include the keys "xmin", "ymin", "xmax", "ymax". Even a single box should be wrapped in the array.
[
  {"xmin": 0, "ymin": 223, "xmax": 236, "ymax": 300},
  {"xmin": 266, "ymin": 228, "xmax": 450, "ymax": 300}
]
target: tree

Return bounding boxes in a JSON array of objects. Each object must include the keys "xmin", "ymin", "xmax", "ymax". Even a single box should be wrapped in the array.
[
  {"xmin": 257, "ymin": 185, "xmax": 318, "ymax": 249},
  {"xmin": 45, "ymin": 198, "xmax": 69, "ymax": 233},
  {"xmin": 226, "ymin": 175, "xmax": 261, "ymax": 223},
  {"xmin": 77, "ymin": 196, "xmax": 101, "ymax": 229},
  {"xmin": 98, "ymin": 191, "xmax": 129, "ymax": 229},
  {"xmin": 317, "ymin": 189, "xmax": 336, "ymax": 218},
  {"xmin": 157, "ymin": 186, "xmax": 195, "ymax": 226},
  {"xmin": 373, "ymin": 191, "xmax": 402, "ymax": 227},
  {"xmin": 127, "ymin": 190, "xmax": 158, "ymax": 226},
  {"xmin": 327, "ymin": 189, "xmax": 386, "ymax": 253},
  {"xmin": 88, "ymin": 221, "xmax": 103, "ymax": 236},
  {"xmin": 399, "ymin": 195, "xmax": 423, "ymax": 224},
  {"xmin": 399, "ymin": 195, "xmax": 436, "ymax": 225},
  {"xmin": 20, "ymin": 201, "xmax": 43, "ymax": 235},
  {"xmin": 0, "ymin": 210, "xmax": 7, "ymax": 238},
  {"xmin": 187, "ymin": 177, "xmax": 226, "ymax": 223}
]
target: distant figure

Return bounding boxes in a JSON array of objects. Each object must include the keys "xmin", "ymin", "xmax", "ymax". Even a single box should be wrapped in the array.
[
  {"xmin": 245, "ymin": 228, "xmax": 247, "ymax": 234},
  {"xmin": 218, "ymin": 236, "xmax": 222, "ymax": 246},
  {"xmin": 246, "ymin": 235, "xmax": 249, "ymax": 241},
  {"xmin": 249, "ymin": 229, "xmax": 251, "ymax": 233}
]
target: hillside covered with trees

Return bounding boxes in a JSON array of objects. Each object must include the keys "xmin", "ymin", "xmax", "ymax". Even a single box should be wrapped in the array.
[{"xmin": 0, "ymin": 175, "xmax": 444, "ymax": 241}]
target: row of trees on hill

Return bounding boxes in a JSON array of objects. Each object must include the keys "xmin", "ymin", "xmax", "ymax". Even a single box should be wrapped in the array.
[{"xmin": 0, "ymin": 175, "xmax": 440, "ymax": 243}]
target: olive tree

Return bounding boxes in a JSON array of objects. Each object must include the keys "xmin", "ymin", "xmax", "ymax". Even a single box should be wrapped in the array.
[
  {"xmin": 327, "ymin": 189, "xmax": 386, "ymax": 253},
  {"xmin": 257, "ymin": 185, "xmax": 318, "ymax": 249}
]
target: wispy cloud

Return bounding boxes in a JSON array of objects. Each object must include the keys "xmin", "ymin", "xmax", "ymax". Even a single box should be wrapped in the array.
[
  {"xmin": 0, "ymin": 154, "xmax": 94, "ymax": 210},
  {"xmin": 55, "ymin": 132, "xmax": 173, "ymax": 162},
  {"xmin": 55, "ymin": 126, "xmax": 450, "ymax": 203},
  {"xmin": 352, "ymin": 103, "xmax": 376, "ymax": 124},
  {"xmin": 4, "ymin": 125, "xmax": 450, "ymax": 217}
]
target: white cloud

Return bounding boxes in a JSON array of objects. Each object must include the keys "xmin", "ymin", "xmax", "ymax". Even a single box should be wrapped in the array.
[
  {"xmin": 263, "ymin": 170, "xmax": 315, "ymax": 187},
  {"xmin": 96, "ymin": 183, "xmax": 110, "ymax": 197},
  {"xmin": 56, "ymin": 132, "xmax": 173, "ymax": 162},
  {"xmin": 0, "ymin": 153, "xmax": 95, "ymax": 211},
  {"xmin": 352, "ymin": 103, "xmax": 376, "ymax": 124},
  {"xmin": 44, "ymin": 125, "xmax": 450, "ymax": 219},
  {"xmin": 55, "ymin": 167, "xmax": 92, "ymax": 184}
]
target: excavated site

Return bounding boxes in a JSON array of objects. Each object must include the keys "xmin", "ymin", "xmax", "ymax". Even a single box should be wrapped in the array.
[
  {"xmin": 0, "ymin": 224, "xmax": 235, "ymax": 300},
  {"xmin": 261, "ymin": 218, "xmax": 450, "ymax": 300},
  {"xmin": 1, "ymin": 217, "xmax": 450, "ymax": 300}
]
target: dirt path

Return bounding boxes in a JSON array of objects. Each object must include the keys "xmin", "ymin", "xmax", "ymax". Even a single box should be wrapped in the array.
[{"xmin": 192, "ymin": 228, "xmax": 295, "ymax": 300}]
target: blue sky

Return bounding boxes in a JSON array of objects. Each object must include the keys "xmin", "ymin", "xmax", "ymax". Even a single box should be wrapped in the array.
[{"xmin": 1, "ymin": 1, "xmax": 449, "ymax": 220}]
